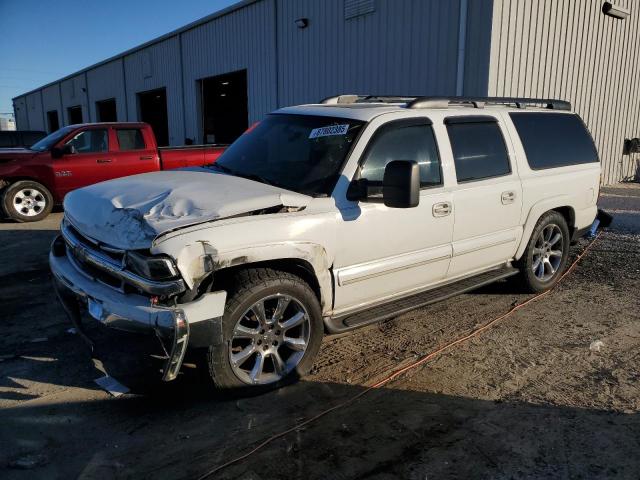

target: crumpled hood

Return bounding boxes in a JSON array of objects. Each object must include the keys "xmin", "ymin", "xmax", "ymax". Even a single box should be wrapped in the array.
[{"xmin": 64, "ymin": 168, "xmax": 312, "ymax": 250}]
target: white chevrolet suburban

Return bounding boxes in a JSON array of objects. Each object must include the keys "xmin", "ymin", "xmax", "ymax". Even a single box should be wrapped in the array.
[{"xmin": 50, "ymin": 95, "xmax": 601, "ymax": 392}]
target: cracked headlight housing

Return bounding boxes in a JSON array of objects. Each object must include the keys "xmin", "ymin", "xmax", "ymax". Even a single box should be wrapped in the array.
[{"xmin": 125, "ymin": 251, "xmax": 179, "ymax": 280}]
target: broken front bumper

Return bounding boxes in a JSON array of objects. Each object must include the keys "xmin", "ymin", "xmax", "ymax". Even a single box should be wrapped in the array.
[{"xmin": 49, "ymin": 235, "xmax": 226, "ymax": 381}]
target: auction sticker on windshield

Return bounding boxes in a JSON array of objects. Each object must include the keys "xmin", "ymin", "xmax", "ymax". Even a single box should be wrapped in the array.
[{"xmin": 309, "ymin": 124, "xmax": 350, "ymax": 139}]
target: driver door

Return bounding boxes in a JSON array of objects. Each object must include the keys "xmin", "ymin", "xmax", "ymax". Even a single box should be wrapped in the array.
[
  {"xmin": 53, "ymin": 127, "xmax": 115, "ymax": 198},
  {"xmin": 332, "ymin": 118, "xmax": 454, "ymax": 314}
]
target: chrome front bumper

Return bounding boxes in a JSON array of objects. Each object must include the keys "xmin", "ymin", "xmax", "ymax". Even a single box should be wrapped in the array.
[{"xmin": 50, "ymin": 235, "xmax": 227, "ymax": 381}]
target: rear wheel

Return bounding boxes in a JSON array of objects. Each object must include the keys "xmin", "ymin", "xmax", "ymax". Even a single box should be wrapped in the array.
[
  {"xmin": 517, "ymin": 211, "xmax": 570, "ymax": 293},
  {"xmin": 2, "ymin": 180, "xmax": 53, "ymax": 222},
  {"xmin": 200, "ymin": 268, "xmax": 323, "ymax": 394}
]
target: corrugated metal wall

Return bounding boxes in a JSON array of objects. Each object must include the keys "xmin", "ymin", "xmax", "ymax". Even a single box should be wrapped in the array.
[
  {"xmin": 87, "ymin": 59, "xmax": 127, "ymax": 122},
  {"xmin": 488, "ymin": 0, "xmax": 640, "ymax": 184},
  {"xmin": 60, "ymin": 74, "xmax": 89, "ymax": 125},
  {"xmin": 42, "ymin": 84, "xmax": 62, "ymax": 132},
  {"xmin": 25, "ymin": 91, "xmax": 45, "ymax": 131},
  {"xmin": 181, "ymin": 0, "xmax": 277, "ymax": 141},
  {"xmin": 276, "ymin": 0, "xmax": 464, "ymax": 105},
  {"xmin": 124, "ymin": 37, "xmax": 184, "ymax": 145},
  {"xmin": 13, "ymin": 97, "xmax": 29, "ymax": 129},
  {"xmin": 13, "ymin": 0, "xmax": 488, "ymax": 146}
]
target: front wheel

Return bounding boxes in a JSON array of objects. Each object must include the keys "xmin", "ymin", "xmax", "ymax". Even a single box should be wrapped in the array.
[
  {"xmin": 2, "ymin": 180, "xmax": 54, "ymax": 222},
  {"xmin": 200, "ymin": 268, "xmax": 323, "ymax": 394},
  {"xmin": 516, "ymin": 211, "xmax": 570, "ymax": 293}
]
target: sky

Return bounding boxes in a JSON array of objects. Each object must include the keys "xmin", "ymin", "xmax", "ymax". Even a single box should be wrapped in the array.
[{"xmin": 0, "ymin": 0, "xmax": 238, "ymax": 114}]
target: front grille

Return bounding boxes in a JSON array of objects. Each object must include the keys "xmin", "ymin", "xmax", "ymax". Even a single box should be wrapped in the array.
[
  {"xmin": 64, "ymin": 222, "xmax": 128, "ymax": 292},
  {"xmin": 60, "ymin": 218, "xmax": 186, "ymax": 297}
]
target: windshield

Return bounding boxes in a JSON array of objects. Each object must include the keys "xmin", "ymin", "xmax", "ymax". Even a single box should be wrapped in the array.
[
  {"xmin": 29, "ymin": 126, "xmax": 76, "ymax": 152},
  {"xmin": 211, "ymin": 114, "xmax": 364, "ymax": 196}
]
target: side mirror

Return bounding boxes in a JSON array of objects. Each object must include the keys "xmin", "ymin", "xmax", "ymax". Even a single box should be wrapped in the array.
[
  {"xmin": 63, "ymin": 144, "xmax": 77, "ymax": 155},
  {"xmin": 382, "ymin": 160, "xmax": 420, "ymax": 208},
  {"xmin": 51, "ymin": 144, "xmax": 76, "ymax": 158},
  {"xmin": 51, "ymin": 147, "xmax": 63, "ymax": 159}
]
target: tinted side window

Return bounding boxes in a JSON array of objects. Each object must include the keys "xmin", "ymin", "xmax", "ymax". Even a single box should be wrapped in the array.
[
  {"xmin": 509, "ymin": 113, "xmax": 599, "ymax": 169},
  {"xmin": 360, "ymin": 123, "xmax": 441, "ymax": 190},
  {"xmin": 117, "ymin": 129, "xmax": 146, "ymax": 151},
  {"xmin": 66, "ymin": 129, "xmax": 108, "ymax": 153},
  {"xmin": 446, "ymin": 121, "xmax": 510, "ymax": 182}
]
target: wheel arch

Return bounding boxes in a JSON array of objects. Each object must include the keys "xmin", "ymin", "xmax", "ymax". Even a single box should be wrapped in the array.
[
  {"xmin": 515, "ymin": 198, "xmax": 575, "ymax": 260},
  {"xmin": 1, "ymin": 176, "xmax": 55, "ymax": 199},
  {"xmin": 168, "ymin": 241, "xmax": 334, "ymax": 315}
]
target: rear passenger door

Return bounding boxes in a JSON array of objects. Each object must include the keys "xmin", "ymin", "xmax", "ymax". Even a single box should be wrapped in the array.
[
  {"xmin": 444, "ymin": 115, "xmax": 522, "ymax": 278},
  {"xmin": 114, "ymin": 127, "xmax": 158, "ymax": 176}
]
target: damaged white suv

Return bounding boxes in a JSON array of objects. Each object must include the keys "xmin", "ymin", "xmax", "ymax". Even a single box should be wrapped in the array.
[{"xmin": 50, "ymin": 95, "xmax": 601, "ymax": 392}]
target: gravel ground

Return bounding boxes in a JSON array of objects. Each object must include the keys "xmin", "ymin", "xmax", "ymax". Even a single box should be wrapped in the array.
[{"xmin": 0, "ymin": 185, "xmax": 638, "ymax": 479}]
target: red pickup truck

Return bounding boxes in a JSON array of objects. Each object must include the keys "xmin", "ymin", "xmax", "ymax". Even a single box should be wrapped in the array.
[{"xmin": 0, "ymin": 122, "xmax": 226, "ymax": 222}]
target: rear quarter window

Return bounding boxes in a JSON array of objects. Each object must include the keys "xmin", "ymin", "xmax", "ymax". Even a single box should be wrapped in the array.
[
  {"xmin": 509, "ymin": 112, "xmax": 599, "ymax": 169},
  {"xmin": 116, "ymin": 129, "xmax": 146, "ymax": 151}
]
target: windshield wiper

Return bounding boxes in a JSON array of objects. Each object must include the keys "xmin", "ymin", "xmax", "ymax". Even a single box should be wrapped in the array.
[
  {"xmin": 207, "ymin": 163, "xmax": 279, "ymax": 188},
  {"xmin": 206, "ymin": 163, "xmax": 234, "ymax": 174},
  {"xmin": 234, "ymin": 172, "xmax": 277, "ymax": 187}
]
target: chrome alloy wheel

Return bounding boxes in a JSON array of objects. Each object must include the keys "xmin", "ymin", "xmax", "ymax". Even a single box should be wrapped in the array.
[
  {"xmin": 12, "ymin": 188, "xmax": 47, "ymax": 217},
  {"xmin": 532, "ymin": 223, "xmax": 564, "ymax": 282},
  {"xmin": 229, "ymin": 294, "xmax": 311, "ymax": 385}
]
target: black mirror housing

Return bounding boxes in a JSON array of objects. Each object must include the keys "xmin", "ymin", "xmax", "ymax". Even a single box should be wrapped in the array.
[
  {"xmin": 382, "ymin": 160, "xmax": 420, "ymax": 208},
  {"xmin": 51, "ymin": 147, "xmax": 63, "ymax": 159},
  {"xmin": 63, "ymin": 144, "xmax": 77, "ymax": 155}
]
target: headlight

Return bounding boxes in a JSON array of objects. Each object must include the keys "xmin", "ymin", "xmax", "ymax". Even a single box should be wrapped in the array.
[{"xmin": 125, "ymin": 252, "xmax": 179, "ymax": 280}]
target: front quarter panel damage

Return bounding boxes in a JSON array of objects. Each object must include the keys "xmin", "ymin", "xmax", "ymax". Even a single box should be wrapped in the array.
[{"xmin": 165, "ymin": 241, "xmax": 333, "ymax": 313}]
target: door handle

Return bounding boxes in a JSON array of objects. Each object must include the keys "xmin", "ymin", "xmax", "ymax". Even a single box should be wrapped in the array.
[
  {"xmin": 501, "ymin": 191, "xmax": 516, "ymax": 204},
  {"xmin": 432, "ymin": 202, "xmax": 452, "ymax": 217},
  {"xmin": 96, "ymin": 158, "xmax": 112, "ymax": 164},
  {"xmin": 139, "ymin": 155, "xmax": 154, "ymax": 160}
]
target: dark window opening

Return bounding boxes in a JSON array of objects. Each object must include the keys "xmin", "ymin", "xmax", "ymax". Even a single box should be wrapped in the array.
[
  {"xmin": 116, "ymin": 129, "xmax": 146, "ymax": 151},
  {"xmin": 96, "ymin": 98, "xmax": 117, "ymax": 122},
  {"xmin": 138, "ymin": 88, "xmax": 169, "ymax": 146},
  {"xmin": 200, "ymin": 69, "xmax": 248, "ymax": 145},
  {"xmin": 509, "ymin": 112, "xmax": 599, "ymax": 169},
  {"xmin": 360, "ymin": 121, "xmax": 442, "ymax": 195},
  {"xmin": 47, "ymin": 110, "xmax": 59, "ymax": 133},
  {"xmin": 446, "ymin": 119, "xmax": 511, "ymax": 182},
  {"xmin": 67, "ymin": 106, "xmax": 83, "ymax": 125}
]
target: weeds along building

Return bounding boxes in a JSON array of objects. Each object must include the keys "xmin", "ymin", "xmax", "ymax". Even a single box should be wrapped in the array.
[{"xmin": 12, "ymin": 0, "xmax": 640, "ymax": 184}]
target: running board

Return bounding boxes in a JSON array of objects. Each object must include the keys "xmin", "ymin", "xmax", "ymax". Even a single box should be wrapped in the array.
[{"xmin": 325, "ymin": 266, "xmax": 519, "ymax": 334}]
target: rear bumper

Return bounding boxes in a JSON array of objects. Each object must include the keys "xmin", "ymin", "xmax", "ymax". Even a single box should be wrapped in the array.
[{"xmin": 50, "ymin": 235, "xmax": 226, "ymax": 381}]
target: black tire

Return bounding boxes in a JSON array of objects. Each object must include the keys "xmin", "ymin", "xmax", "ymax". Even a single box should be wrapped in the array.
[
  {"xmin": 199, "ymin": 268, "xmax": 323, "ymax": 394},
  {"xmin": 516, "ymin": 211, "xmax": 570, "ymax": 293},
  {"xmin": 2, "ymin": 180, "xmax": 53, "ymax": 222}
]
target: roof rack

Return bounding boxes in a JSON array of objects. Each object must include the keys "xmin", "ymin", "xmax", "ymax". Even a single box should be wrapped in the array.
[
  {"xmin": 320, "ymin": 95, "xmax": 416, "ymax": 105},
  {"xmin": 319, "ymin": 94, "xmax": 571, "ymax": 111},
  {"xmin": 406, "ymin": 96, "xmax": 572, "ymax": 111}
]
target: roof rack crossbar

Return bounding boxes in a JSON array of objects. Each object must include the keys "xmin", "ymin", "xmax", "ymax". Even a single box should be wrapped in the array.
[
  {"xmin": 320, "ymin": 94, "xmax": 418, "ymax": 105},
  {"xmin": 319, "ymin": 95, "xmax": 571, "ymax": 111},
  {"xmin": 406, "ymin": 96, "xmax": 571, "ymax": 111}
]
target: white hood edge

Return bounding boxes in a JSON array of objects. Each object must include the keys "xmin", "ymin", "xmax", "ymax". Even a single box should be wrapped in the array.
[{"xmin": 63, "ymin": 169, "xmax": 311, "ymax": 250}]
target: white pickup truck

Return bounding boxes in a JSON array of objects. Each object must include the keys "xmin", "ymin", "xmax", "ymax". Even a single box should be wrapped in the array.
[{"xmin": 50, "ymin": 95, "xmax": 601, "ymax": 393}]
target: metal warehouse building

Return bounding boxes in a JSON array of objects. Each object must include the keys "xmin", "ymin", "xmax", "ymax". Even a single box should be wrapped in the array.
[{"xmin": 12, "ymin": 0, "xmax": 640, "ymax": 184}]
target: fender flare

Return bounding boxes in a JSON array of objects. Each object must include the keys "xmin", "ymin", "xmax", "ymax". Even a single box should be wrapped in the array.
[
  {"xmin": 171, "ymin": 241, "xmax": 333, "ymax": 314},
  {"xmin": 515, "ymin": 195, "xmax": 575, "ymax": 260}
]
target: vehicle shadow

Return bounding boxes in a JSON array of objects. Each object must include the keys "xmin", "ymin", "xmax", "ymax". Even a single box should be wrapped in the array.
[{"xmin": 0, "ymin": 374, "xmax": 637, "ymax": 479}]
